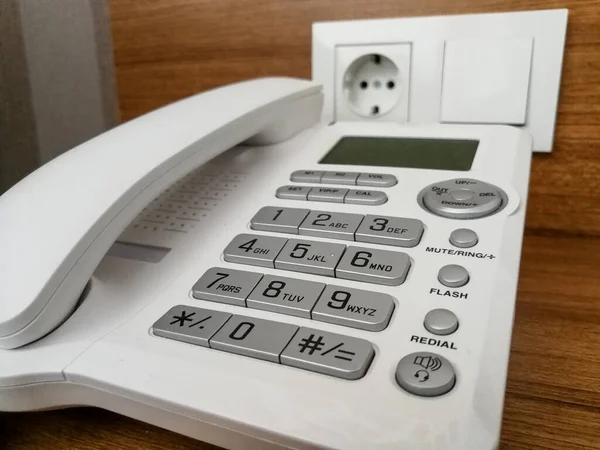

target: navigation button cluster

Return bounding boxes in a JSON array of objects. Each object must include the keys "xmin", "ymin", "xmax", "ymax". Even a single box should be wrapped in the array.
[
  {"xmin": 152, "ymin": 305, "xmax": 375, "ymax": 380},
  {"xmin": 191, "ymin": 267, "xmax": 396, "ymax": 332},
  {"xmin": 291, "ymin": 170, "xmax": 397, "ymax": 187}
]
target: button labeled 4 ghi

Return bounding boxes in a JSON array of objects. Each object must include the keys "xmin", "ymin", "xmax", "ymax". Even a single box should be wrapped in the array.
[{"xmin": 223, "ymin": 234, "xmax": 287, "ymax": 268}]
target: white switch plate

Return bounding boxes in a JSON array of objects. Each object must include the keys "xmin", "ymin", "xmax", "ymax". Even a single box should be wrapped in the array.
[{"xmin": 312, "ymin": 9, "xmax": 568, "ymax": 152}]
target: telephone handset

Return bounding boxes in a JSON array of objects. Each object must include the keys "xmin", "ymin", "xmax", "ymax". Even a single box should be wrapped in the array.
[{"xmin": 0, "ymin": 77, "xmax": 323, "ymax": 349}]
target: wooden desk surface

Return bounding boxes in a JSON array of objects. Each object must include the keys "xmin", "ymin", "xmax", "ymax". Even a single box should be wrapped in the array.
[{"xmin": 3, "ymin": 0, "xmax": 600, "ymax": 448}]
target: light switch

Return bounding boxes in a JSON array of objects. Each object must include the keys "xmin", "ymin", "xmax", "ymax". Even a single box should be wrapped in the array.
[{"xmin": 440, "ymin": 38, "xmax": 533, "ymax": 125}]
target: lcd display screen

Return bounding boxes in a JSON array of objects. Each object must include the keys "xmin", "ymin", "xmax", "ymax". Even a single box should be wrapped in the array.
[{"xmin": 319, "ymin": 136, "xmax": 479, "ymax": 171}]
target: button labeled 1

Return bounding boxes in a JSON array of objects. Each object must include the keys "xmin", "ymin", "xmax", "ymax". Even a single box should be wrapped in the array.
[{"xmin": 251, "ymin": 206, "xmax": 310, "ymax": 234}]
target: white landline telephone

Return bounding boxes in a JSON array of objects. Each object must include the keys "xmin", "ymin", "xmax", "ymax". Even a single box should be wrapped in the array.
[{"xmin": 0, "ymin": 76, "xmax": 532, "ymax": 449}]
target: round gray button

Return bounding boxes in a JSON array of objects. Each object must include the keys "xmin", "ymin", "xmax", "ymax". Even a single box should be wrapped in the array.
[
  {"xmin": 424, "ymin": 309, "xmax": 459, "ymax": 336},
  {"xmin": 449, "ymin": 228, "xmax": 478, "ymax": 248},
  {"xmin": 438, "ymin": 264, "xmax": 469, "ymax": 288},
  {"xmin": 419, "ymin": 178, "xmax": 504, "ymax": 219},
  {"xmin": 396, "ymin": 352, "xmax": 456, "ymax": 397}
]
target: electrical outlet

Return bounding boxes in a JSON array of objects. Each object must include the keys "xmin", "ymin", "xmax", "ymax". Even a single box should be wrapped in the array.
[
  {"xmin": 312, "ymin": 10, "xmax": 568, "ymax": 152},
  {"xmin": 335, "ymin": 43, "xmax": 411, "ymax": 122}
]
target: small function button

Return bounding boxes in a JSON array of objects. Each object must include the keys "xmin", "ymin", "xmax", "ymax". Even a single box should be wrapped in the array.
[
  {"xmin": 449, "ymin": 228, "xmax": 478, "ymax": 248},
  {"xmin": 424, "ymin": 309, "xmax": 459, "ymax": 336},
  {"xmin": 281, "ymin": 327, "xmax": 375, "ymax": 380},
  {"xmin": 357, "ymin": 173, "xmax": 397, "ymax": 187},
  {"xmin": 192, "ymin": 267, "xmax": 263, "ymax": 307},
  {"xmin": 152, "ymin": 305, "xmax": 232, "ymax": 348},
  {"xmin": 209, "ymin": 315, "xmax": 298, "ymax": 363},
  {"xmin": 312, "ymin": 285, "xmax": 395, "ymax": 332},
  {"xmin": 290, "ymin": 170, "xmax": 324, "ymax": 183},
  {"xmin": 250, "ymin": 206, "xmax": 310, "ymax": 234},
  {"xmin": 438, "ymin": 264, "xmax": 469, "ymax": 288},
  {"xmin": 320, "ymin": 171, "xmax": 360, "ymax": 185},
  {"xmin": 395, "ymin": 352, "xmax": 456, "ymax": 397},
  {"xmin": 299, "ymin": 211, "xmax": 364, "ymax": 241},
  {"xmin": 223, "ymin": 234, "xmax": 287, "ymax": 268},
  {"xmin": 307, "ymin": 187, "xmax": 348, "ymax": 203},
  {"xmin": 275, "ymin": 239, "xmax": 346, "ymax": 277},
  {"xmin": 420, "ymin": 178, "xmax": 504, "ymax": 219},
  {"xmin": 355, "ymin": 215, "xmax": 424, "ymax": 248},
  {"xmin": 344, "ymin": 189, "xmax": 388, "ymax": 206},
  {"xmin": 247, "ymin": 275, "xmax": 326, "ymax": 319},
  {"xmin": 276, "ymin": 185, "xmax": 311, "ymax": 201},
  {"xmin": 336, "ymin": 246, "xmax": 411, "ymax": 286}
]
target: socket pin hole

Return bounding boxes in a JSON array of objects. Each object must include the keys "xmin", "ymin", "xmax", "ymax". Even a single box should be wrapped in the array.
[
  {"xmin": 359, "ymin": 81, "xmax": 368, "ymax": 89},
  {"xmin": 387, "ymin": 80, "xmax": 395, "ymax": 89},
  {"xmin": 373, "ymin": 54, "xmax": 382, "ymax": 64},
  {"xmin": 372, "ymin": 106, "xmax": 380, "ymax": 115}
]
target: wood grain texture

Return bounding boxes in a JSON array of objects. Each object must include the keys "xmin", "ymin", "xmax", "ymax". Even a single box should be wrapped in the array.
[{"xmin": 4, "ymin": 1, "xmax": 600, "ymax": 449}]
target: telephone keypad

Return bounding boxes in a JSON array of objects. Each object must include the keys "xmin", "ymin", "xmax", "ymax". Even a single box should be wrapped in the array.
[
  {"xmin": 336, "ymin": 246, "xmax": 411, "ymax": 286},
  {"xmin": 307, "ymin": 187, "xmax": 348, "ymax": 203},
  {"xmin": 247, "ymin": 275, "xmax": 326, "ymax": 319},
  {"xmin": 274, "ymin": 239, "xmax": 346, "ymax": 277},
  {"xmin": 191, "ymin": 267, "xmax": 263, "ymax": 307},
  {"xmin": 298, "ymin": 211, "xmax": 364, "ymax": 241},
  {"xmin": 311, "ymin": 285, "xmax": 395, "ymax": 332},
  {"xmin": 250, "ymin": 206, "xmax": 310, "ymax": 234},
  {"xmin": 355, "ymin": 215, "xmax": 424, "ymax": 248},
  {"xmin": 281, "ymin": 327, "xmax": 374, "ymax": 380},
  {"xmin": 152, "ymin": 305, "xmax": 232, "ymax": 348},
  {"xmin": 209, "ymin": 314, "xmax": 299, "ymax": 363},
  {"xmin": 223, "ymin": 234, "xmax": 287, "ymax": 268}
]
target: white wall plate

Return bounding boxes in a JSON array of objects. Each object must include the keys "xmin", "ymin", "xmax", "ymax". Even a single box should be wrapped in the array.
[{"xmin": 312, "ymin": 9, "xmax": 568, "ymax": 152}]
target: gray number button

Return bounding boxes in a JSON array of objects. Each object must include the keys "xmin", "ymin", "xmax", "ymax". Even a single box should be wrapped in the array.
[
  {"xmin": 336, "ymin": 246, "xmax": 411, "ymax": 286},
  {"xmin": 223, "ymin": 234, "xmax": 287, "ymax": 268},
  {"xmin": 344, "ymin": 189, "xmax": 388, "ymax": 206},
  {"xmin": 356, "ymin": 173, "xmax": 398, "ymax": 187},
  {"xmin": 312, "ymin": 285, "xmax": 395, "ymax": 332},
  {"xmin": 250, "ymin": 207, "xmax": 310, "ymax": 234},
  {"xmin": 355, "ymin": 215, "xmax": 424, "ymax": 247},
  {"xmin": 209, "ymin": 315, "xmax": 298, "ymax": 363},
  {"xmin": 247, "ymin": 275, "xmax": 325, "ymax": 318},
  {"xmin": 395, "ymin": 352, "xmax": 456, "ymax": 397},
  {"xmin": 275, "ymin": 239, "xmax": 346, "ymax": 277},
  {"xmin": 276, "ymin": 185, "xmax": 312, "ymax": 201},
  {"xmin": 281, "ymin": 327, "xmax": 375, "ymax": 380},
  {"xmin": 290, "ymin": 170, "xmax": 324, "ymax": 183},
  {"xmin": 320, "ymin": 171, "xmax": 359, "ymax": 185},
  {"xmin": 299, "ymin": 211, "xmax": 364, "ymax": 241},
  {"xmin": 152, "ymin": 305, "xmax": 231, "ymax": 347},
  {"xmin": 307, "ymin": 187, "xmax": 348, "ymax": 203},
  {"xmin": 192, "ymin": 267, "xmax": 263, "ymax": 307}
]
